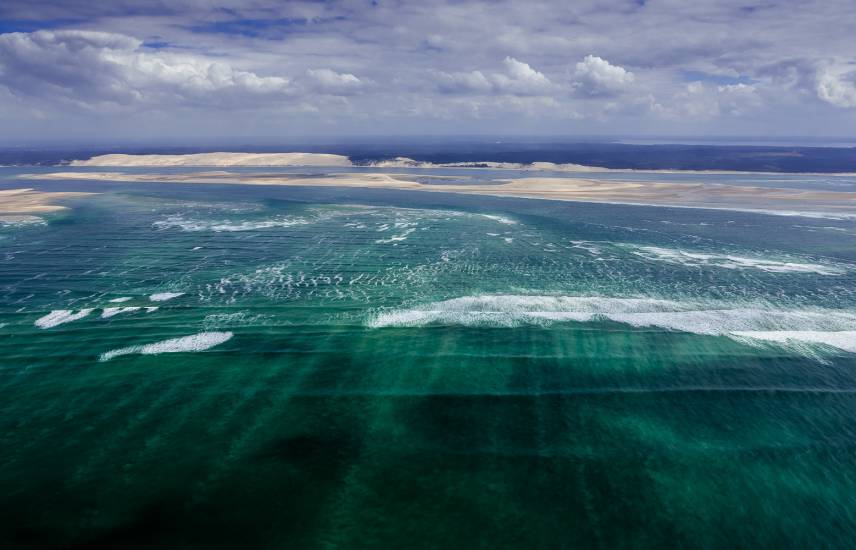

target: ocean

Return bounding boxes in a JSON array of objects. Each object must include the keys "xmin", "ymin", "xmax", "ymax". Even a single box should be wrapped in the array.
[{"xmin": 4, "ymin": 156, "xmax": 856, "ymax": 547}]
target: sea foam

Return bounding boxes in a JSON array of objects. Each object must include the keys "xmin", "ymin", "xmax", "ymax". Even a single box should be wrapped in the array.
[
  {"xmin": 35, "ymin": 309, "xmax": 94, "ymax": 329},
  {"xmin": 149, "ymin": 292, "xmax": 185, "ymax": 302},
  {"xmin": 101, "ymin": 306, "xmax": 141, "ymax": 318},
  {"xmin": 368, "ymin": 295, "xmax": 856, "ymax": 356},
  {"xmin": 375, "ymin": 228, "xmax": 416, "ymax": 244},
  {"xmin": 481, "ymin": 214, "xmax": 517, "ymax": 225},
  {"xmin": 99, "ymin": 331, "xmax": 233, "ymax": 362},
  {"xmin": 153, "ymin": 215, "xmax": 311, "ymax": 232},
  {"xmin": 731, "ymin": 331, "xmax": 856, "ymax": 354},
  {"xmin": 629, "ymin": 246, "xmax": 845, "ymax": 275}
]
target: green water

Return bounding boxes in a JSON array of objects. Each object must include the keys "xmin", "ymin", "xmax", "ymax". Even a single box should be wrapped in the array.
[{"xmin": 4, "ymin": 175, "xmax": 856, "ymax": 548}]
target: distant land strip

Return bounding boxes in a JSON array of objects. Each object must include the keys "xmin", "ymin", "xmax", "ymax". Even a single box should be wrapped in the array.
[
  {"xmin": 66, "ymin": 152, "xmax": 856, "ymax": 176},
  {"xmin": 22, "ymin": 170, "xmax": 856, "ymax": 219}
]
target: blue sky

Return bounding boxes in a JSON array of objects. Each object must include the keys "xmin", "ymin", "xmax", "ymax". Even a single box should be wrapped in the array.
[{"xmin": 0, "ymin": 0, "xmax": 855, "ymax": 141}]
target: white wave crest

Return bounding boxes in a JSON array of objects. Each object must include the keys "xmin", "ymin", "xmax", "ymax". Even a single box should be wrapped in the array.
[
  {"xmin": 0, "ymin": 215, "xmax": 46, "ymax": 228},
  {"xmin": 149, "ymin": 292, "xmax": 184, "ymax": 302},
  {"xmin": 101, "ymin": 306, "xmax": 141, "ymax": 318},
  {"xmin": 99, "ymin": 331, "xmax": 233, "ymax": 362},
  {"xmin": 481, "ymin": 214, "xmax": 517, "ymax": 225},
  {"xmin": 154, "ymin": 215, "xmax": 311, "ymax": 232},
  {"xmin": 368, "ymin": 296, "xmax": 680, "ymax": 328},
  {"xmin": 35, "ymin": 309, "xmax": 94, "ymax": 329},
  {"xmin": 629, "ymin": 245, "xmax": 845, "ymax": 275},
  {"xmin": 731, "ymin": 331, "xmax": 856, "ymax": 354},
  {"xmin": 375, "ymin": 228, "xmax": 416, "ymax": 244},
  {"xmin": 368, "ymin": 295, "xmax": 856, "ymax": 356}
]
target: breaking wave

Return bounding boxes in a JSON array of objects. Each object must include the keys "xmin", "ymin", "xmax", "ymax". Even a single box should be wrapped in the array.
[
  {"xmin": 35, "ymin": 309, "xmax": 94, "ymax": 329},
  {"xmin": 149, "ymin": 292, "xmax": 184, "ymax": 302},
  {"xmin": 101, "ymin": 306, "xmax": 141, "ymax": 318},
  {"xmin": 0, "ymin": 215, "xmax": 46, "ymax": 228},
  {"xmin": 480, "ymin": 214, "xmax": 517, "ymax": 225},
  {"xmin": 99, "ymin": 331, "xmax": 233, "ymax": 362},
  {"xmin": 627, "ymin": 245, "xmax": 846, "ymax": 275},
  {"xmin": 367, "ymin": 295, "xmax": 856, "ymax": 356},
  {"xmin": 153, "ymin": 215, "xmax": 312, "ymax": 232},
  {"xmin": 376, "ymin": 227, "xmax": 416, "ymax": 244}
]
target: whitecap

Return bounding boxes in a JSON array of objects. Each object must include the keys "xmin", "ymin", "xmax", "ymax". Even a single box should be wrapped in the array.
[
  {"xmin": 108, "ymin": 297, "xmax": 133, "ymax": 303},
  {"xmin": 570, "ymin": 241, "xmax": 603, "ymax": 255},
  {"xmin": 99, "ymin": 331, "xmax": 233, "ymax": 362},
  {"xmin": 149, "ymin": 292, "xmax": 185, "ymax": 302},
  {"xmin": 376, "ymin": 228, "xmax": 416, "ymax": 244},
  {"xmin": 154, "ymin": 215, "xmax": 311, "ymax": 232},
  {"xmin": 0, "ymin": 215, "xmax": 45, "ymax": 228},
  {"xmin": 481, "ymin": 214, "xmax": 517, "ymax": 225},
  {"xmin": 368, "ymin": 295, "xmax": 856, "ymax": 358},
  {"xmin": 35, "ymin": 309, "xmax": 94, "ymax": 329},
  {"xmin": 731, "ymin": 331, "xmax": 856, "ymax": 354},
  {"xmin": 629, "ymin": 245, "xmax": 845, "ymax": 275},
  {"xmin": 101, "ymin": 306, "xmax": 141, "ymax": 319}
]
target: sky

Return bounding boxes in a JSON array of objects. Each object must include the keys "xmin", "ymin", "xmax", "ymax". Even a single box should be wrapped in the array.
[{"xmin": 1, "ymin": 0, "xmax": 856, "ymax": 142}]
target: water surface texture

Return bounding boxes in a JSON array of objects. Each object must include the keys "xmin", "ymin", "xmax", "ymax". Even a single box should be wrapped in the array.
[{"xmin": 4, "ymin": 169, "xmax": 856, "ymax": 548}]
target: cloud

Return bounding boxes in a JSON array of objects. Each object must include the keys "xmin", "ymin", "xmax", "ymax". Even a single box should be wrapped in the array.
[
  {"xmin": 0, "ymin": 30, "xmax": 290, "ymax": 110},
  {"xmin": 306, "ymin": 68, "xmax": 365, "ymax": 94},
  {"xmin": 815, "ymin": 65, "xmax": 856, "ymax": 108},
  {"xmin": 571, "ymin": 55, "xmax": 634, "ymax": 97},
  {"xmin": 652, "ymin": 80, "xmax": 763, "ymax": 119},
  {"xmin": 716, "ymin": 83, "xmax": 762, "ymax": 115},
  {"xmin": 494, "ymin": 57, "xmax": 552, "ymax": 94},
  {"xmin": 436, "ymin": 70, "xmax": 493, "ymax": 94},
  {"xmin": 436, "ymin": 57, "xmax": 552, "ymax": 96},
  {"xmin": 2, "ymin": 1, "xmax": 856, "ymax": 137}
]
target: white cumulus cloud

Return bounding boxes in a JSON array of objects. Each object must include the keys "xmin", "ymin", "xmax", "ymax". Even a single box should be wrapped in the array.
[
  {"xmin": 0, "ymin": 30, "xmax": 291, "ymax": 110},
  {"xmin": 815, "ymin": 65, "xmax": 856, "ymax": 108},
  {"xmin": 306, "ymin": 68, "xmax": 365, "ymax": 94},
  {"xmin": 572, "ymin": 55, "xmax": 634, "ymax": 97},
  {"xmin": 436, "ymin": 57, "xmax": 552, "ymax": 96}
]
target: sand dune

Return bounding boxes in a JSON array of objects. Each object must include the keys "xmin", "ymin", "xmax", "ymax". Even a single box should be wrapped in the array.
[{"xmin": 70, "ymin": 152, "xmax": 352, "ymax": 167}]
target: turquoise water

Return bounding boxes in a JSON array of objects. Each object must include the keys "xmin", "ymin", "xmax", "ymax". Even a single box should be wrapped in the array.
[{"xmin": 4, "ymin": 170, "xmax": 856, "ymax": 547}]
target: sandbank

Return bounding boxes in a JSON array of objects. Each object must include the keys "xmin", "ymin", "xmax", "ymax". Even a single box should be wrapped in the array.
[
  {"xmin": 0, "ymin": 188, "xmax": 94, "ymax": 215},
  {"xmin": 22, "ymin": 171, "xmax": 856, "ymax": 218}
]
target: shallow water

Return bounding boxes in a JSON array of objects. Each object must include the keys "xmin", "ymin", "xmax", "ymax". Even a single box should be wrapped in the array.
[{"xmin": 4, "ymin": 170, "xmax": 856, "ymax": 547}]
